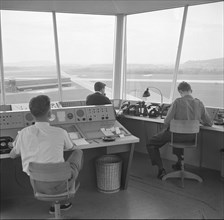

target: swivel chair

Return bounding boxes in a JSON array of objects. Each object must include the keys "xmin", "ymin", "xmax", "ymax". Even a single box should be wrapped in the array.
[
  {"xmin": 29, "ymin": 161, "xmax": 80, "ymax": 219},
  {"xmin": 162, "ymin": 119, "xmax": 203, "ymax": 187}
]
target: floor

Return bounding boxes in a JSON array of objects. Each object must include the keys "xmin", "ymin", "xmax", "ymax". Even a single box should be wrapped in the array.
[{"xmin": 1, "ymin": 152, "xmax": 224, "ymax": 219}]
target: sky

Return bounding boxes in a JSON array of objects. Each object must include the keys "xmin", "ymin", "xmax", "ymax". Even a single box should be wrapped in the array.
[{"xmin": 1, "ymin": 1, "xmax": 223, "ymax": 65}]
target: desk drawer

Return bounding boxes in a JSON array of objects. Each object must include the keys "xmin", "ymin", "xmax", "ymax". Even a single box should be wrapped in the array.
[{"xmin": 106, "ymin": 144, "xmax": 130, "ymax": 154}]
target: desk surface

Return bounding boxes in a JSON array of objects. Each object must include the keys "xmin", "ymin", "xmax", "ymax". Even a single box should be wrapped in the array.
[
  {"xmin": 122, "ymin": 115, "xmax": 224, "ymax": 133},
  {"xmin": 0, "ymin": 135, "xmax": 139, "ymax": 159}
]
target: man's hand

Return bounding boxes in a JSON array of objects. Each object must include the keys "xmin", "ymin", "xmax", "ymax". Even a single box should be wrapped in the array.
[{"xmin": 9, "ymin": 148, "xmax": 20, "ymax": 159}]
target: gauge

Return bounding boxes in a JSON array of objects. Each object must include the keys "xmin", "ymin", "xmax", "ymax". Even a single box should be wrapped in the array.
[
  {"xmin": 25, "ymin": 112, "xmax": 34, "ymax": 121},
  {"xmin": 67, "ymin": 113, "xmax": 73, "ymax": 119},
  {"xmin": 76, "ymin": 109, "xmax": 84, "ymax": 117}
]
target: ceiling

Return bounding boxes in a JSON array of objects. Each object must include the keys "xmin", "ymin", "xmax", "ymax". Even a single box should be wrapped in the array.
[{"xmin": 0, "ymin": 0, "xmax": 222, "ymax": 15}]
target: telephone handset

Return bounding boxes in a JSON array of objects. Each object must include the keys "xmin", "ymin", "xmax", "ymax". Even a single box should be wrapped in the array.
[
  {"xmin": 126, "ymin": 104, "xmax": 140, "ymax": 116},
  {"xmin": 160, "ymin": 104, "xmax": 171, "ymax": 119},
  {"xmin": 0, "ymin": 136, "xmax": 14, "ymax": 154},
  {"xmin": 120, "ymin": 101, "xmax": 130, "ymax": 110}
]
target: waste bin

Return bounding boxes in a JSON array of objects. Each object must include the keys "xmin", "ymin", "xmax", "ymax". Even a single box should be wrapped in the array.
[
  {"xmin": 220, "ymin": 149, "xmax": 224, "ymax": 179},
  {"xmin": 95, "ymin": 155, "xmax": 122, "ymax": 193}
]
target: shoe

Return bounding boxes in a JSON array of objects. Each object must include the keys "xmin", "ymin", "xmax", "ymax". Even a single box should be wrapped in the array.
[
  {"xmin": 157, "ymin": 168, "xmax": 166, "ymax": 180},
  {"xmin": 49, "ymin": 202, "xmax": 72, "ymax": 214},
  {"xmin": 172, "ymin": 162, "xmax": 182, "ymax": 171}
]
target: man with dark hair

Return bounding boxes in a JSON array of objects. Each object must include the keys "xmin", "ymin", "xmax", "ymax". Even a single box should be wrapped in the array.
[
  {"xmin": 86, "ymin": 81, "xmax": 111, "ymax": 105},
  {"xmin": 146, "ymin": 81, "xmax": 213, "ymax": 179},
  {"xmin": 10, "ymin": 95, "xmax": 83, "ymax": 214}
]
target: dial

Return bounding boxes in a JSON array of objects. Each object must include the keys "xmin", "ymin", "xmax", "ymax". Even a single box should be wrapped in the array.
[
  {"xmin": 67, "ymin": 113, "xmax": 73, "ymax": 119},
  {"xmin": 25, "ymin": 112, "xmax": 34, "ymax": 121},
  {"xmin": 76, "ymin": 109, "xmax": 84, "ymax": 117}
]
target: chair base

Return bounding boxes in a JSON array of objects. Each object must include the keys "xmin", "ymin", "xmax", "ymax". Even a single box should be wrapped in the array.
[
  {"xmin": 49, "ymin": 203, "xmax": 74, "ymax": 220},
  {"xmin": 162, "ymin": 170, "xmax": 203, "ymax": 188}
]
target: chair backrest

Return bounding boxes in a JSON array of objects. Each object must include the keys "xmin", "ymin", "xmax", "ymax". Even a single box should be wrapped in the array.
[
  {"xmin": 170, "ymin": 120, "xmax": 200, "ymax": 134},
  {"xmin": 29, "ymin": 161, "xmax": 71, "ymax": 182}
]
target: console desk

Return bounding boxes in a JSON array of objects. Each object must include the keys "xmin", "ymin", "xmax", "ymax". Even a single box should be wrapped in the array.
[
  {"xmin": 118, "ymin": 115, "xmax": 224, "ymax": 172},
  {"xmin": 0, "ymin": 134, "xmax": 139, "ymax": 198},
  {"xmin": 0, "ymin": 105, "xmax": 139, "ymax": 198}
]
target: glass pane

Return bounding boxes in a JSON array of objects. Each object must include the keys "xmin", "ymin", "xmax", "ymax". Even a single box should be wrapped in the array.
[
  {"xmin": 56, "ymin": 13, "xmax": 114, "ymax": 101},
  {"xmin": 1, "ymin": 10, "xmax": 59, "ymax": 105},
  {"xmin": 126, "ymin": 8, "xmax": 184, "ymax": 103},
  {"xmin": 176, "ymin": 2, "xmax": 224, "ymax": 108}
]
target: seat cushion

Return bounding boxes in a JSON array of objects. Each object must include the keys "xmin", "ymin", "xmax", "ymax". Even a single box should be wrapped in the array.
[{"xmin": 170, "ymin": 142, "xmax": 197, "ymax": 148}]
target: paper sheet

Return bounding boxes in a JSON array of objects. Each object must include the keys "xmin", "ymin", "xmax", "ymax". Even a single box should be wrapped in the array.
[
  {"xmin": 100, "ymin": 128, "xmax": 114, "ymax": 137},
  {"xmin": 72, "ymin": 138, "xmax": 89, "ymax": 146},
  {"xmin": 69, "ymin": 132, "xmax": 80, "ymax": 140}
]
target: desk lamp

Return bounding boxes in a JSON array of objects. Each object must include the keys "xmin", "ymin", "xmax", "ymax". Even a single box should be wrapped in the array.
[
  {"xmin": 142, "ymin": 87, "xmax": 164, "ymax": 118},
  {"xmin": 142, "ymin": 87, "xmax": 163, "ymax": 105}
]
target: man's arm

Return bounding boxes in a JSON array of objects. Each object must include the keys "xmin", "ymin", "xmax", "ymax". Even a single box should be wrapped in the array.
[
  {"xmin": 63, "ymin": 129, "xmax": 77, "ymax": 151},
  {"xmin": 9, "ymin": 134, "xmax": 20, "ymax": 158},
  {"xmin": 200, "ymin": 102, "xmax": 213, "ymax": 127},
  {"xmin": 164, "ymin": 101, "xmax": 176, "ymax": 129},
  {"xmin": 9, "ymin": 147, "xmax": 20, "ymax": 158}
]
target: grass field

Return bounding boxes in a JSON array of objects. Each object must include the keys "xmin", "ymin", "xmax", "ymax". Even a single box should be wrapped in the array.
[{"xmin": 2, "ymin": 64, "xmax": 224, "ymax": 108}]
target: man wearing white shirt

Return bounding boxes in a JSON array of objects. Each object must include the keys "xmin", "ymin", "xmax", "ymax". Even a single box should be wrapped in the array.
[{"xmin": 10, "ymin": 95, "xmax": 83, "ymax": 214}]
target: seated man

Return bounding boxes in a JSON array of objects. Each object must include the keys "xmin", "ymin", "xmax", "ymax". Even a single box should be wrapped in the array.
[
  {"xmin": 146, "ymin": 81, "xmax": 213, "ymax": 180},
  {"xmin": 86, "ymin": 81, "xmax": 111, "ymax": 105},
  {"xmin": 10, "ymin": 95, "xmax": 83, "ymax": 214}
]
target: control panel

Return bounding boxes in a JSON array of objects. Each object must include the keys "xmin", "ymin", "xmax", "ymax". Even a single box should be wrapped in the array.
[
  {"xmin": 49, "ymin": 108, "xmax": 77, "ymax": 125},
  {"xmin": 74, "ymin": 108, "xmax": 87, "ymax": 122},
  {"xmin": 0, "ymin": 112, "xmax": 24, "ymax": 129},
  {"xmin": 0, "ymin": 105, "xmax": 130, "ymax": 152},
  {"xmin": 74, "ymin": 105, "xmax": 115, "ymax": 123},
  {"xmin": 1, "ymin": 105, "xmax": 116, "ymax": 129},
  {"xmin": 24, "ymin": 112, "xmax": 35, "ymax": 126},
  {"xmin": 85, "ymin": 106, "xmax": 111, "ymax": 121},
  {"xmin": 76, "ymin": 120, "xmax": 118, "ymax": 139}
]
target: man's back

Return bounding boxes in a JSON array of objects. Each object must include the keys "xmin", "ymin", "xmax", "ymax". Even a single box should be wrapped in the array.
[
  {"xmin": 86, "ymin": 92, "xmax": 111, "ymax": 105},
  {"xmin": 12, "ymin": 122, "xmax": 73, "ymax": 175},
  {"xmin": 165, "ymin": 95, "xmax": 212, "ymax": 127}
]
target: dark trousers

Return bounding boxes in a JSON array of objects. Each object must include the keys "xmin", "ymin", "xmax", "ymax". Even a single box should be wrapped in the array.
[{"xmin": 146, "ymin": 129, "xmax": 195, "ymax": 169}]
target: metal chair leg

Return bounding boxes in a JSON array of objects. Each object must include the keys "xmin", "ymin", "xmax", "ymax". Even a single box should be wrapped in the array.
[
  {"xmin": 181, "ymin": 156, "xmax": 184, "ymax": 188},
  {"xmin": 54, "ymin": 202, "xmax": 61, "ymax": 219}
]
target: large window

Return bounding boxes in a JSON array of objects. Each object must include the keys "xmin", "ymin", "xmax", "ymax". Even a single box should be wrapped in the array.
[
  {"xmin": 175, "ymin": 2, "xmax": 224, "ymax": 108},
  {"xmin": 1, "ymin": 10, "xmax": 59, "ymax": 105},
  {"xmin": 126, "ymin": 8, "xmax": 184, "ymax": 103},
  {"xmin": 56, "ymin": 13, "xmax": 115, "ymax": 101}
]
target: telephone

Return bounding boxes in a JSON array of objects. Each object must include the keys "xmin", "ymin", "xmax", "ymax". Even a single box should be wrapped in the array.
[
  {"xmin": 0, "ymin": 136, "xmax": 14, "ymax": 154},
  {"xmin": 146, "ymin": 103, "xmax": 171, "ymax": 118},
  {"xmin": 120, "ymin": 101, "xmax": 131, "ymax": 115},
  {"xmin": 127, "ymin": 105, "xmax": 141, "ymax": 116},
  {"xmin": 136, "ymin": 101, "xmax": 148, "ymax": 116},
  {"xmin": 121, "ymin": 101, "xmax": 130, "ymax": 110},
  {"xmin": 147, "ymin": 104, "xmax": 161, "ymax": 118}
]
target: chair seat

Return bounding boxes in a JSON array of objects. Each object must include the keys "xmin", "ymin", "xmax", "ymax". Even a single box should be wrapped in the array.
[
  {"xmin": 169, "ymin": 142, "xmax": 197, "ymax": 149},
  {"xmin": 35, "ymin": 182, "xmax": 80, "ymax": 202}
]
